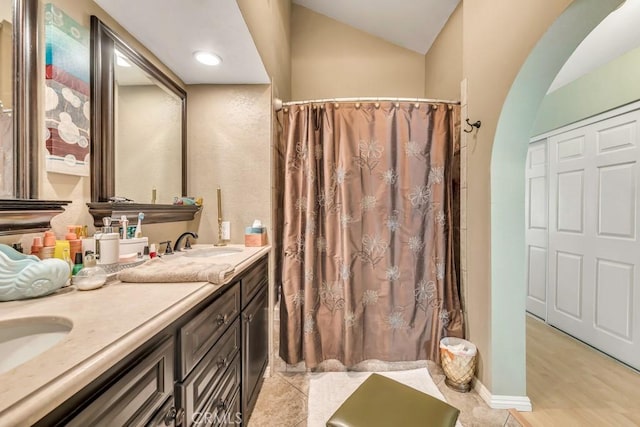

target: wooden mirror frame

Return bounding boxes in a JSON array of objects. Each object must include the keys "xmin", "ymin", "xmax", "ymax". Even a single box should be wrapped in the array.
[
  {"xmin": 0, "ymin": 0, "xmax": 70, "ymax": 236},
  {"xmin": 88, "ymin": 16, "xmax": 198, "ymax": 225}
]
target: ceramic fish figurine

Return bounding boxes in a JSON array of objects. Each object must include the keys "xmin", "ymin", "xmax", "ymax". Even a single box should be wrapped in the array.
[{"xmin": 0, "ymin": 243, "xmax": 70, "ymax": 301}]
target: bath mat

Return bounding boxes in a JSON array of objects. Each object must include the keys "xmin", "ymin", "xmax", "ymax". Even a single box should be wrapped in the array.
[{"xmin": 307, "ymin": 368, "xmax": 463, "ymax": 427}]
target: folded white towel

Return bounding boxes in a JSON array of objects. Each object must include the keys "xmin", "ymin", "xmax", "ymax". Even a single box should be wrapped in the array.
[{"xmin": 117, "ymin": 257, "xmax": 235, "ymax": 285}]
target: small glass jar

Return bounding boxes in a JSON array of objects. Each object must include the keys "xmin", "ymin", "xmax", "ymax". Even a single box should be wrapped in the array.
[{"xmin": 72, "ymin": 252, "xmax": 107, "ymax": 291}]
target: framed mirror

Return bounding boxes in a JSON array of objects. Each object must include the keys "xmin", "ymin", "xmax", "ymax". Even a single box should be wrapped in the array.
[
  {"xmin": 0, "ymin": 0, "xmax": 69, "ymax": 235},
  {"xmin": 88, "ymin": 16, "xmax": 197, "ymax": 225}
]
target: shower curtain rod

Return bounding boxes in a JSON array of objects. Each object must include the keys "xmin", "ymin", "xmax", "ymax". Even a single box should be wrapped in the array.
[{"xmin": 277, "ymin": 97, "xmax": 460, "ymax": 110}]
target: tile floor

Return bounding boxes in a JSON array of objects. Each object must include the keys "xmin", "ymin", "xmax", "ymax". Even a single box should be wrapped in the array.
[
  {"xmin": 248, "ymin": 305, "xmax": 523, "ymax": 427},
  {"xmin": 248, "ymin": 360, "xmax": 523, "ymax": 427}
]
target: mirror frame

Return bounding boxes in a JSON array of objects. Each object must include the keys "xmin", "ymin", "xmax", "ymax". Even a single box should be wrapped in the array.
[
  {"xmin": 0, "ymin": 0, "xmax": 70, "ymax": 236},
  {"xmin": 88, "ymin": 16, "xmax": 195, "ymax": 225},
  {"xmin": 13, "ymin": 0, "xmax": 38, "ymax": 198}
]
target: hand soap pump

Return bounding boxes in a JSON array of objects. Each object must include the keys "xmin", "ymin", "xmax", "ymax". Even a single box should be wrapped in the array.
[{"xmin": 73, "ymin": 252, "xmax": 107, "ymax": 291}]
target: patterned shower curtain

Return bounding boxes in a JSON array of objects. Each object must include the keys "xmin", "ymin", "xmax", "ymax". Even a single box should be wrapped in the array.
[{"xmin": 278, "ymin": 101, "xmax": 463, "ymax": 368}]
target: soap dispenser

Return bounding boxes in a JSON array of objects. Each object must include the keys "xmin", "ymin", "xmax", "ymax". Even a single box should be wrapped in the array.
[{"xmin": 73, "ymin": 252, "xmax": 107, "ymax": 291}]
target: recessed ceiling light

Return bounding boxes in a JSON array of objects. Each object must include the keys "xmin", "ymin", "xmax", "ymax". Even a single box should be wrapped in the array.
[{"xmin": 193, "ymin": 51, "xmax": 222, "ymax": 66}]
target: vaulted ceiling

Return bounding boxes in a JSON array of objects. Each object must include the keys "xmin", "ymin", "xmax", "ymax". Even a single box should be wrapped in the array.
[{"xmin": 95, "ymin": 0, "xmax": 639, "ymax": 92}]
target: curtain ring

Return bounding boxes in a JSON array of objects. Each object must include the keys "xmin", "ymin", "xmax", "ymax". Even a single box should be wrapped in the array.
[
  {"xmin": 432, "ymin": 104, "xmax": 438, "ymax": 110},
  {"xmin": 355, "ymin": 102, "xmax": 361, "ymax": 109},
  {"xmin": 334, "ymin": 103, "xmax": 339, "ymax": 109},
  {"xmin": 414, "ymin": 102, "xmax": 420, "ymax": 109},
  {"xmin": 283, "ymin": 107, "xmax": 288, "ymax": 113},
  {"xmin": 448, "ymin": 104, "xmax": 453, "ymax": 110},
  {"xmin": 374, "ymin": 102, "xmax": 380, "ymax": 109},
  {"xmin": 394, "ymin": 102, "xmax": 400, "ymax": 108}
]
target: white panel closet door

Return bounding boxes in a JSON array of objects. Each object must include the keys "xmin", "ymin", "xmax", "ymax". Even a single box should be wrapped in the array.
[
  {"xmin": 547, "ymin": 110, "xmax": 640, "ymax": 370},
  {"xmin": 525, "ymin": 140, "xmax": 548, "ymax": 319}
]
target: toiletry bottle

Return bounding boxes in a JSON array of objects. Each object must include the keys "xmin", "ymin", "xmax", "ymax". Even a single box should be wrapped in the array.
[
  {"xmin": 72, "ymin": 252, "xmax": 83, "ymax": 276},
  {"xmin": 149, "ymin": 243, "xmax": 157, "ymax": 259},
  {"xmin": 43, "ymin": 231, "xmax": 56, "ymax": 247},
  {"xmin": 94, "ymin": 217, "xmax": 120, "ymax": 265},
  {"xmin": 120, "ymin": 215, "xmax": 129, "ymax": 239},
  {"xmin": 54, "ymin": 239, "xmax": 71, "ymax": 260},
  {"xmin": 65, "ymin": 225, "xmax": 77, "ymax": 240},
  {"xmin": 31, "ymin": 236, "xmax": 43, "ymax": 256}
]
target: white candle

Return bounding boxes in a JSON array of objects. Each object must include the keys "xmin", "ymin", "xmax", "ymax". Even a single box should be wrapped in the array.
[{"xmin": 217, "ymin": 187, "xmax": 222, "ymax": 220}]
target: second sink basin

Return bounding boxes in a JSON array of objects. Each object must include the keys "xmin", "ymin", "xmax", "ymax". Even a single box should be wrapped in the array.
[
  {"xmin": 0, "ymin": 316, "xmax": 72, "ymax": 374},
  {"xmin": 183, "ymin": 246, "xmax": 244, "ymax": 258}
]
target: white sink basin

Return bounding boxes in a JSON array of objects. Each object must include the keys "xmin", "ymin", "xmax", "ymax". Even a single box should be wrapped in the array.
[
  {"xmin": 0, "ymin": 317, "xmax": 72, "ymax": 374},
  {"xmin": 183, "ymin": 247, "xmax": 244, "ymax": 258}
]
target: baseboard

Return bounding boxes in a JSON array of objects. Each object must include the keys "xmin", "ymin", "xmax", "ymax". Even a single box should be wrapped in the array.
[{"xmin": 473, "ymin": 378, "xmax": 532, "ymax": 412}]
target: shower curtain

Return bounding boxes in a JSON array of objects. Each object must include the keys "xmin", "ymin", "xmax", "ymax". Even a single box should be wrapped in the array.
[{"xmin": 277, "ymin": 101, "xmax": 463, "ymax": 368}]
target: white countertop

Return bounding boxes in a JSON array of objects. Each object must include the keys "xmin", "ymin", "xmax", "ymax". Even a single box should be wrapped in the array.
[{"xmin": 0, "ymin": 244, "xmax": 270, "ymax": 426}]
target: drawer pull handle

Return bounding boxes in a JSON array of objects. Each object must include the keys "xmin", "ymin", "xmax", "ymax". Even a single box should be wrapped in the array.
[
  {"xmin": 215, "ymin": 313, "xmax": 228, "ymax": 326},
  {"xmin": 174, "ymin": 407, "xmax": 185, "ymax": 426},
  {"xmin": 163, "ymin": 406, "xmax": 179, "ymax": 426},
  {"xmin": 215, "ymin": 399, "xmax": 227, "ymax": 412},
  {"xmin": 243, "ymin": 313, "xmax": 253, "ymax": 322},
  {"xmin": 217, "ymin": 356, "xmax": 228, "ymax": 368}
]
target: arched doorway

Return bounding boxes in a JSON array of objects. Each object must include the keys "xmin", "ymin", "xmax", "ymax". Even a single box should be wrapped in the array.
[{"xmin": 489, "ymin": 0, "xmax": 623, "ymax": 405}]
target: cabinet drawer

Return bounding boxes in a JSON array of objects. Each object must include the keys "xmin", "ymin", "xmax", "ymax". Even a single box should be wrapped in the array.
[
  {"xmin": 201, "ymin": 355, "xmax": 241, "ymax": 427},
  {"xmin": 180, "ymin": 282, "xmax": 240, "ymax": 378},
  {"xmin": 241, "ymin": 257, "xmax": 267, "ymax": 308},
  {"xmin": 68, "ymin": 337, "xmax": 174, "ymax": 427},
  {"xmin": 177, "ymin": 318, "xmax": 241, "ymax": 425}
]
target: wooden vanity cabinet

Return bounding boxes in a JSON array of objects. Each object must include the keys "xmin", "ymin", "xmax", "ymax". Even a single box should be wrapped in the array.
[
  {"xmin": 240, "ymin": 258, "xmax": 269, "ymax": 422},
  {"xmin": 35, "ymin": 255, "xmax": 269, "ymax": 427}
]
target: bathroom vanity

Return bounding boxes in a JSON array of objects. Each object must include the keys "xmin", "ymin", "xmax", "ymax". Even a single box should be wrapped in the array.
[{"xmin": 0, "ymin": 245, "xmax": 270, "ymax": 426}]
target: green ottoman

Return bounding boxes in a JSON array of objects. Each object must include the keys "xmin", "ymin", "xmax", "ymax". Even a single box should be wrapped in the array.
[{"xmin": 326, "ymin": 373, "xmax": 460, "ymax": 427}]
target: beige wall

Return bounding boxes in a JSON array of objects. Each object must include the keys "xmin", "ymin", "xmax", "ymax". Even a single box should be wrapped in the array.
[
  {"xmin": 424, "ymin": 4, "xmax": 462, "ymax": 101},
  {"xmin": 187, "ymin": 85, "xmax": 272, "ymax": 245},
  {"xmin": 291, "ymin": 5, "xmax": 425, "ymax": 100},
  {"xmin": 460, "ymin": 0, "xmax": 573, "ymax": 388},
  {"xmin": 237, "ymin": 0, "xmax": 291, "ymax": 100}
]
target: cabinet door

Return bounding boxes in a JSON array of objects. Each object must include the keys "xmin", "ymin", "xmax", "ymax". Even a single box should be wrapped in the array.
[
  {"xmin": 67, "ymin": 337, "xmax": 174, "ymax": 427},
  {"xmin": 241, "ymin": 285, "xmax": 268, "ymax": 421}
]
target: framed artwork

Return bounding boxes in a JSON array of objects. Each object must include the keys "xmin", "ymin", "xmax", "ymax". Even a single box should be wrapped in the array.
[{"xmin": 44, "ymin": 3, "xmax": 90, "ymax": 176}]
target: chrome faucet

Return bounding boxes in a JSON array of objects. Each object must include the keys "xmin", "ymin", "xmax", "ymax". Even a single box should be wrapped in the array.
[
  {"xmin": 174, "ymin": 232, "xmax": 198, "ymax": 252},
  {"xmin": 159, "ymin": 240, "xmax": 173, "ymax": 255}
]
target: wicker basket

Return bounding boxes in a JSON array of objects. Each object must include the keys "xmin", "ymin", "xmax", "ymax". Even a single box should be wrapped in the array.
[{"xmin": 440, "ymin": 337, "xmax": 477, "ymax": 392}]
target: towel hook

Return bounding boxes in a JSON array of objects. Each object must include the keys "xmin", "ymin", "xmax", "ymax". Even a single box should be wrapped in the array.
[{"xmin": 464, "ymin": 118, "xmax": 481, "ymax": 133}]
